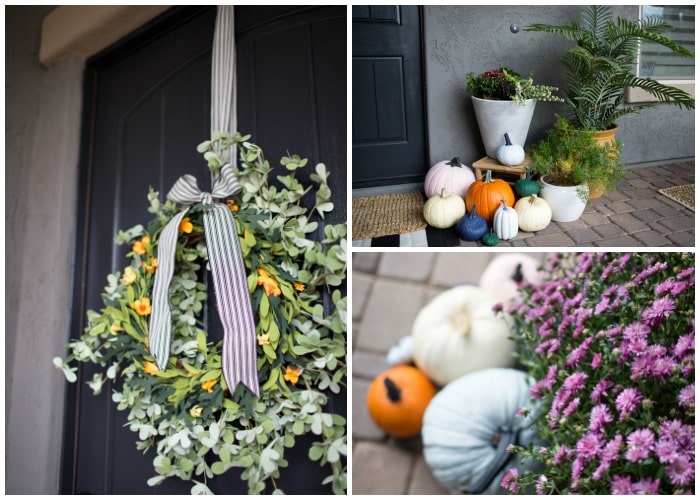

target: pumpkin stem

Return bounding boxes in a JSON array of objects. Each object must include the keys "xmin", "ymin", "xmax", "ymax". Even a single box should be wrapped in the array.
[
  {"xmin": 440, "ymin": 188, "xmax": 449, "ymax": 198},
  {"xmin": 504, "ymin": 133, "xmax": 512, "ymax": 146},
  {"xmin": 511, "ymin": 263, "xmax": 524, "ymax": 284},
  {"xmin": 448, "ymin": 157, "xmax": 461, "ymax": 167},
  {"xmin": 384, "ymin": 377, "xmax": 402, "ymax": 402},
  {"xmin": 484, "ymin": 170, "xmax": 493, "ymax": 183},
  {"xmin": 524, "ymin": 168, "xmax": 531, "ymax": 181},
  {"xmin": 468, "ymin": 205, "xmax": 477, "ymax": 218}
]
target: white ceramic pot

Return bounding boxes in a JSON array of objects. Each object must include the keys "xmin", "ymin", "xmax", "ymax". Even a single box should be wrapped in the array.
[
  {"xmin": 471, "ymin": 96, "xmax": 536, "ymax": 159},
  {"xmin": 539, "ymin": 175, "xmax": 588, "ymax": 222}
]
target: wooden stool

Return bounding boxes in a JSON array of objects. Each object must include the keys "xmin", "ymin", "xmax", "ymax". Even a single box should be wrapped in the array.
[{"xmin": 472, "ymin": 155, "xmax": 532, "ymax": 182}]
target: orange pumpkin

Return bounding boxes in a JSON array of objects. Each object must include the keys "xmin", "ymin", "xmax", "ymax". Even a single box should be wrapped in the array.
[
  {"xmin": 465, "ymin": 170, "xmax": 515, "ymax": 224},
  {"xmin": 366, "ymin": 365, "xmax": 437, "ymax": 438}
]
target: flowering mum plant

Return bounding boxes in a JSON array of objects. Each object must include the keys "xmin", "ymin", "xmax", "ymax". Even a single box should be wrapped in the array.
[
  {"xmin": 466, "ymin": 67, "xmax": 563, "ymax": 104},
  {"xmin": 53, "ymin": 132, "xmax": 347, "ymax": 494},
  {"xmin": 504, "ymin": 252, "xmax": 694, "ymax": 494}
]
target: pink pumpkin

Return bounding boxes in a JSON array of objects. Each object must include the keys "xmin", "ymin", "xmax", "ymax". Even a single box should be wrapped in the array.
[{"xmin": 424, "ymin": 157, "xmax": 476, "ymax": 198}]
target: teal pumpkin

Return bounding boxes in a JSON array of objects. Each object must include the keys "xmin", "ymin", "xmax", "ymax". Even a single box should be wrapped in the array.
[
  {"xmin": 481, "ymin": 229, "xmax": 500, "ymax": 246},
  {"xmin": 514, "ymin": 169, "xmax": 539, "ymax": 197}
]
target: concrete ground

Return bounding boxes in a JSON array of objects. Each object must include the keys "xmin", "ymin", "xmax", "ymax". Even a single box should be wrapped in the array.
[{"xmin": 351, "ymin": 252, "xmax": 545, "ymax": 494}]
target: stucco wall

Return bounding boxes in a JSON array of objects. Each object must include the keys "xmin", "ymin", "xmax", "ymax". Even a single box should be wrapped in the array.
[
  {"xmin": 423, "ymin": 5, "xmax": 695, "ymax": 167},
  {"xmin": 6, "ymin": 6, "xmax": 84, "ymax": 494}
]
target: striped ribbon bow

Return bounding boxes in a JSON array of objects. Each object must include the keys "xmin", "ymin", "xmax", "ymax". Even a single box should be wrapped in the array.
[{"xmin": 149, "ymin": 164, "xmax": 260, "ymax": 397}]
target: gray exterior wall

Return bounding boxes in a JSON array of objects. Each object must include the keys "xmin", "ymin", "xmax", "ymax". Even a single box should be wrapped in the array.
[
  {"xmin": 423, "ymin": 5, "xmax": 695, "ymax": 167},
  {"xmin": 6, "ymin": 6, "xmax": 84, "ymax": 494}
]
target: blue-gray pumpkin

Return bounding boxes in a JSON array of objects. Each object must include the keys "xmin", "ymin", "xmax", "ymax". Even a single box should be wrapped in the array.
[
  {"xmin": 422, "ymin": 368, "xmax": 540, "ymax": 494},
  {"xmin": 457, "ymin": 205, "xmax": 488, "ymax": 241}
]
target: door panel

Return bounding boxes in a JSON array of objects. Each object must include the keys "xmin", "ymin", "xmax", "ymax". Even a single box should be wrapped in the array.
[
  {"xmin": 63, "ymin": 6, "xmax": 345, "ymax": 494},
  {"xmin": 352, "ymin": 5, "xmax": 426, "ymax": 188}
]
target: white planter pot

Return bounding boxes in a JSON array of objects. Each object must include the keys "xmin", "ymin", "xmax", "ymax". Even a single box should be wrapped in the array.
[
  {"xmin": 539, "ymin": 176, "xmax": 588, "ymax": 222},
  {"xmin": 471, "ymin": 96, "xmax": 536, "ymax": 159}
]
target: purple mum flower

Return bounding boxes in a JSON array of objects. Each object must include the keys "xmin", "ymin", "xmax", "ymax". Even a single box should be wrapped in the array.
[
  {"xmin": 655, "ymin": 278, "xmax": 677, "ymax": 296},
  {"xmin": 615, "ymin": 387, "xmax": 642, "ymax": 420},
  {"xmin": 632, "ymin": 478, "xmax": 660, "ymax": 494},
  {"xmin": 591, "ymin": 379, "xmax": 614, "ymax": 404},
  {"xmin": 611, "ymin": 475, "xmax": 634, "ymax": 495},
  {"xmin": 576, "ymin": 432, "xmax": 603, "ymax": 462},
  {"xmin": 500, "ymin": 467, "xmax": 519, "ymax": 493},
  {"xmin": 625, "ymin": 428, "xmax": 655, "ymax": 463},
  {"xmin": 641, "ymin": 296, "xmax": 676, "ymax": 327},
  {"xmin": 535, "ymin": 475, "xmax": 549, "ymax": 495},
  {"xmin": 678, "ymin": 384, "xmax": 694, "ymax": 408},
  {"xmin": 656, "ymin": 439, "xmax": 680, "ymax": 464},
  {"xmin": 589, "ymin": 404, "xmax": 613, "ymax": 433},
  {"xmin": 566, "ymin": 337, "xmax": 593, "ymax": 368},
  {"xmin": 590, "ymin": 352, "xmax": 602, "ymax": 369},
  {"xmin": 674, "ymin": 333, "xmax": 694, "ymax": 359},
  {"xmin": 665, "ymin": 455, "xmax": 695, "ymax": 486},
  {"xmin": 563, "ymin": 397, "xmax": 580, "ymax": 417}
]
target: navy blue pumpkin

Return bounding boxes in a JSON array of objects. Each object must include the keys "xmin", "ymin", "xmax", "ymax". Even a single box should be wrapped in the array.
[{"xmin": 457, "ymin": 206, "xmax": 488, "ymax": 241}]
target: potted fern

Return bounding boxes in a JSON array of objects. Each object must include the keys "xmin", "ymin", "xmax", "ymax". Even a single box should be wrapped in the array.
[{"xmin": 525, "ymin": 5, "xmax": 695, "ymax": 135}]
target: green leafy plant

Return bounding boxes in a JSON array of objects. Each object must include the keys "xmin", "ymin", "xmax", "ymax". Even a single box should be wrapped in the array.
[
  {"xmin": 525, "ymin": 5, "xmax": 695, "ymax": 131},
  {"xmin": 54, "ymin": 132, "xmax": 347, "ymax": 494},
  {"xmin": 503, "ymin": 252, "xmax": 694, "ymax": 494},
  {"xmin": 528, "ymin": 116, "xmax": 625, "ymax": 199},
  {"xmin": 466, "ymin": 67, "xmax": 563, "ymax": 104}
]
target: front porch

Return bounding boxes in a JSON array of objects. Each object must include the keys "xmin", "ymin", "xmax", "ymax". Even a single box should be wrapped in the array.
[{"xmin": 352, "ymin": 161, "xmax": 694, "ymax": 247}]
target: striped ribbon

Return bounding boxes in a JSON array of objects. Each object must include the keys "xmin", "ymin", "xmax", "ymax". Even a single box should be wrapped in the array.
[
  {"xmin": 148, "ymin": 6, "xmax": 259, "ymax": 396},
  {"xmin": 148, "ymin": 164, "xmax": 260, "ymax": 397}
]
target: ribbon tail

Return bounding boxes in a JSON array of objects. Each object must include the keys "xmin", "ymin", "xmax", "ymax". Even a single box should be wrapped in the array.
[
  {"xmin": 148, "ymin": 210, "xmax": 189, "ymax": 370},
  {"xmin": 203, "ymin": 204, "xmax": 260, "ymax": 397}
]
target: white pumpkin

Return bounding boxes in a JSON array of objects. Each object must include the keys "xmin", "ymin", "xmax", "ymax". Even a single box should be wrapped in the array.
[
  {"xmin": 515, "ymin": 194, "xmax": 552, "ymax": 232},
  {"xmin": 422, "ymin": 368, "xmax": 540, "ymax": 494},
  {"xmin": 496, "ymin": 133, "xmax": 525, "ymax": 166},
  {"xmin": 423, "ymin": 188, "xmax": 466, "ymax": 229},
  {"xmin": 493, "ymin": 199, "xmax": 518, "ymax": 240},
  {"xmin": 411, "ymin": 285, "xmax": 514, "ymax": 387},
  {"xmin": 386, "ymin": 336, "xmax": 413, "ymax": 366},
  {"xmin": 424, "ymin": 157, "xmax": 476, "ymax": 198}
]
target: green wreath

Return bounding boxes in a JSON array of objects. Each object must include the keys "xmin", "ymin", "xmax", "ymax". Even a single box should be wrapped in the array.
[{"xmin": 54, "ymin": 132, "xmax": 347, "ymax": 494}]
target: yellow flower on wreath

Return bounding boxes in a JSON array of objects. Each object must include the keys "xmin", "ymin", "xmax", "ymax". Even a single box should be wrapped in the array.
[
  {"xmin": 201, "ymin": 379, "xmax": 217, "ymax": 393},
  {"xmin": 120, "ymin": 266, "xmax": 137, "ymax": 285},
  {"xmin": 226, "ymin": 199, "xmax": 239, "ymax": 212},
  {"xmin": 283, "ymin": 365, "xmax": 302, "ymax": 386},
  {"xmin": 132, "ymin": 235, "xmax": 150, "ymax": 255},
  {"xmin": 294, "ymin": 282, "xmax": 305, "ymax": 292},
  {"xmin": 189, "ymin": 405, "xmax": 203, "ymax": 418},
  {"xmin": 257, "ymin": 267, "xmax": 281, "ymax": 297},
  {"xmin": 142, "ymin": 257, "xmax": 158, "ymax": 273},
  {"xmin": 257, "ymin": 333, "xmax": 271, "ymax": 346},
  {"xmin": 131, "ymin": 297, "xmax": 152, "ymax": 316},
  {"xmin": 143, "ymin": 361, "xmax": 158, "ymax": 375},
  {"xmin": 178, "ymin": 217, "xmax": 193, "ymax": 233}
]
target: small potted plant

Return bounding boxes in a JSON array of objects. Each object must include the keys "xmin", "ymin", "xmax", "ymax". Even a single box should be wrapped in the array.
[
  {"xmin": 525, "ymin": 6, "xmax": 695, "ymax": 138},
  {"xmin": 466, "ymin": 68, "xmax": 563, "ymax": 159},
  {"xmin": 528, "ymin": 116, "xmax": 624, "ymax": 222}
]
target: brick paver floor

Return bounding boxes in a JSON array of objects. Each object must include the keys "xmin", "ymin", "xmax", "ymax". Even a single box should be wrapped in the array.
[
  {"xmin": 352, "ymin": 252, "xmax": 546, "ymax": 494},
  {"xmin": 462, "ymin": 161, "xmax": 695, "ymax": 247}
]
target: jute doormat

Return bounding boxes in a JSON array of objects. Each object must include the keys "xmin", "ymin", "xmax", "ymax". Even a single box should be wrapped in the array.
[
  {"xmin": 659, "ymin": 184, "xmax": 695, "ymax": 211},
  {"xmin": 352, "ymin": 190, "xmax": 427, "ymax": 240}
]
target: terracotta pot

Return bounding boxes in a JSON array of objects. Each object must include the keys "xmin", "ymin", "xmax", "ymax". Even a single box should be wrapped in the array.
[{"xmin": 588, "ymin": 124, "xmax": 620, "ymax": 199}]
